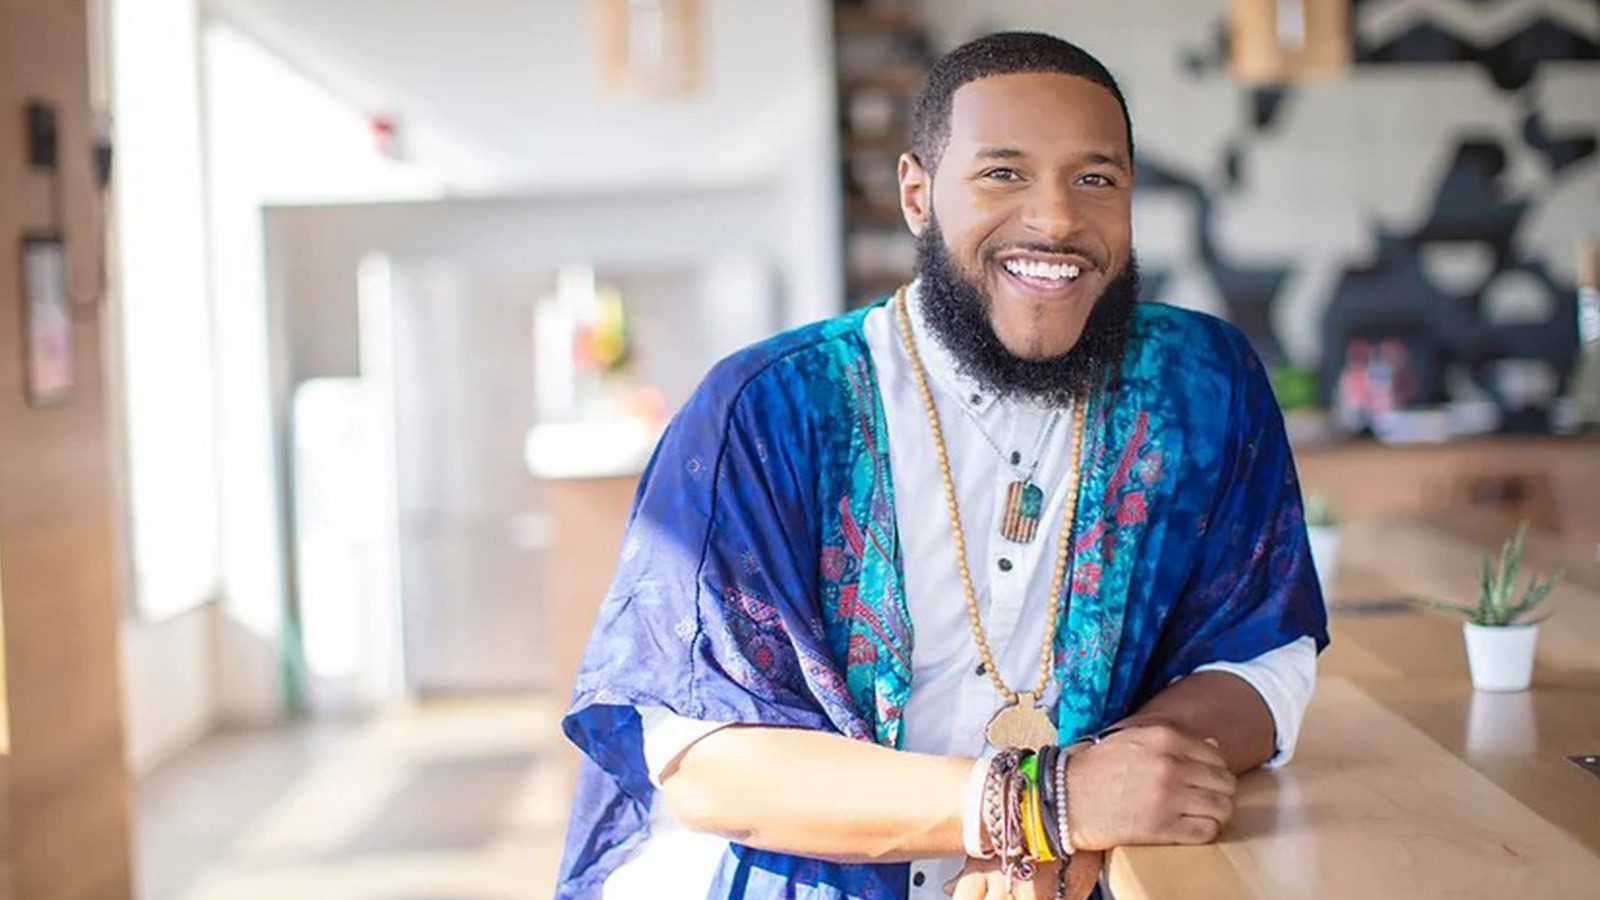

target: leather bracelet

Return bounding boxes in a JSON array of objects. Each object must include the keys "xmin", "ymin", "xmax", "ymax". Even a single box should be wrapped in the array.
[
  {"xmin": 983, "ymin": 750, "xmax": 1021, "ymax": 863},
  {"xmin": 1038, "ymin": 744, "xmax": 1066, "ymax": 859}
]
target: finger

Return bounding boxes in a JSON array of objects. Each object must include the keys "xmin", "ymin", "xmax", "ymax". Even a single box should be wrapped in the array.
[
  {"xmin": 1180, "ymin": 785, "xmax": 1236, "ymax": 825},
  {"xmin": 1170, "ymin": 733, "xmax": 1229, "ymax": 769},
  {"xmin": 1177, "ymin": 758, "xmax": 1237, "ymax": 795},
  {"xmin": 1171, "ymin": 813, "xmax": 1223, "ymax": 844},
  {"xmin": 947, "ymin": 872, "xmax": 984, "ymax": 900},
  {"xmin": 1014, "ymin": 862, "xmax": 1061, "ymax": 900},
  {"xmin": 1059, "ymin": 851, "xmax": 1104, "ymax": 900}
]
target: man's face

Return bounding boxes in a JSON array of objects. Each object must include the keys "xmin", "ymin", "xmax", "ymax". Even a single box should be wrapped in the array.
[{"xmin": 900, "ymin": 72, "xmax": 1134, "ymax": 361}]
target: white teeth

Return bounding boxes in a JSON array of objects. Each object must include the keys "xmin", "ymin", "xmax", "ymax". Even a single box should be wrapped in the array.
[{"xmin": 1003, "ymin": 259, "xmax": 1083, "ymax": 282}]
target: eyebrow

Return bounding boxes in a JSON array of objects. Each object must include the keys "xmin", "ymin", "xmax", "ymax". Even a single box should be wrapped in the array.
[
  {"xmin": 1084, "ymin": 151, "xmax": 1132, "ymax": 172},
  {"xmin": 974, "ymin": 146, "xmax": 1027, "ymax": 161},
  {"xmin": 972, "ymin": 145, "xmax": 1131, "ymax": 172}
]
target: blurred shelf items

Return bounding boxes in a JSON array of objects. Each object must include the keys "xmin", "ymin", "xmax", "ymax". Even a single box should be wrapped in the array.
[
  {"xmin": 527, "ymin": 265, "xmax": 670, "ymax": 479},
  {"xmin": 1281, "ymin": 237, "xmax": 1600, "ymax": 448},
  {"xmin": 833, "ymin": 1, "xmax": 932, "ymax": 306}
]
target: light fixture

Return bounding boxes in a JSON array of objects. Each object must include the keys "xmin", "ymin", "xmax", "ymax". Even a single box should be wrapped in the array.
[
  {"xmin": 1230, "ymin": 0, "xmax": 1350, "ymax": 84},
  {"xmin": 594, "ymin": 0, "xmax": 704, "ymax": 98}
]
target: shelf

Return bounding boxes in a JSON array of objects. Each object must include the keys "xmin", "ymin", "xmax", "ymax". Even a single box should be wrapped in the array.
[
  {"xmin": 834, "ymin": 5, "xmax": 924, "ymax": 34},
  {"xmin": 846, "ymin": 196, "xmax": 905, "ymax": 227},
  {"xmin": 839, "ymin": 67, "xmax": 925, "ymax": 94},
  {"xmin": 844, "ymin": 135, "xmax": 907, "ymax": 157}
]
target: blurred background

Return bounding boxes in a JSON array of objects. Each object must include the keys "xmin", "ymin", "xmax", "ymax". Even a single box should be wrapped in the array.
[{"xmin": 0, "ymin": 1, "xmax": 1595, "ymax": 899}]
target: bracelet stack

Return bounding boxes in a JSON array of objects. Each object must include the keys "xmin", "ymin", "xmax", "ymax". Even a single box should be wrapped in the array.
[{"xmin": 974, "ymin": 744, "xmax": 1084, "ymax": 881}]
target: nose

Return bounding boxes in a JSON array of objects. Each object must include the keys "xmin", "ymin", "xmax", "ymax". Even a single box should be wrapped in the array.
[{"xmin": 1020, "ymin": 174, "xmax": 1084, "ymax": 243}]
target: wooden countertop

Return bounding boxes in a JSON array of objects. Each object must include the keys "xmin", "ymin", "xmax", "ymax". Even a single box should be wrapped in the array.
[{"xmin": 1107, "ymin": 517, "xmax": 1600, "ymax": 899}]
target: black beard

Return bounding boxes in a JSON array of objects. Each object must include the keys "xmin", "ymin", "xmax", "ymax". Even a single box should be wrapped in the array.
[{"xmin": 913, "ymin": 217, "xmax": 1140, "ymax": 407}]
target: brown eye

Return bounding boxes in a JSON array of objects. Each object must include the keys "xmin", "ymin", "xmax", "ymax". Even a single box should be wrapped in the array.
[
  {"xmin": 1078, "ymin": 172, "xmax": 1115, "ymax": 188},
  {"xmin": 983, "ymin": 167, "xmax": 1022, "ymax": 182}
]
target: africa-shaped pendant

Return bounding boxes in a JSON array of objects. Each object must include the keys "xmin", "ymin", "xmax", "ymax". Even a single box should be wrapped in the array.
[
  {"xmin": 985, "ymin": 692, "xmax": 1057, "ymax": 751},
  {"xmin": 1001, "ymin": 479, "xmax": 1045, "ymax": 543}
]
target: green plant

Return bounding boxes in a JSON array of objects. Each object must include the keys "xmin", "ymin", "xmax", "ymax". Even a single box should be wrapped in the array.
[
  {"xmin": 1304, "ymin": 492, "xmax": 1338, "ymax": 528},
  {"xmin": 1270, "ymin": 364, "xmax": 1320, "ymax": 413},
  {"xmin": 1427, "ymin": 521, "xmax": 1563, "ymax": 627}
]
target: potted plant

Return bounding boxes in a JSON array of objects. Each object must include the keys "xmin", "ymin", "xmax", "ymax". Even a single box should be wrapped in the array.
[
  {"xmin": 1272, "ymin": 363, "xmax": 1340, "ymax": 445},
  {"xmin": 1303, "ymin": 492, "xmax": 1340, "ymax": 596},
  {"xmin": 1428, "ymin": 522, "xmax": 1563, "ymax": 692}
]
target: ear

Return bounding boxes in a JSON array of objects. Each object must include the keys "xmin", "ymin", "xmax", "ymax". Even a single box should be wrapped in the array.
[{"xmin": 898, "ymin": 152, "xmax": 932, "ymax": 238}]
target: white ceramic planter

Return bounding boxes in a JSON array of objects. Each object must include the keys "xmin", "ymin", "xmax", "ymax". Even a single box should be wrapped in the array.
[
  {"xmin": 1463, "ymin": 622, "xmax": 1539, "ymax": 692},
  {"xmin": 1306, "ymin": 525, "xmax": 1341, "ymax": 595}
]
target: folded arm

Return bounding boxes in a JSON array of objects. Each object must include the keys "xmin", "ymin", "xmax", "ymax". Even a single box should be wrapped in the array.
[{"xmin": 658, "ymin": 724, "xmax": 972, "ymax": 864}]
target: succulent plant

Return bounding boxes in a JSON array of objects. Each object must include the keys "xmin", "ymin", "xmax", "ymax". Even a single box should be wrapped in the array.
[
  {"xmin": 1304, "ymin": 492, "xmax": 1338, "ymax": 528},
  {"xmin": 1428, "ymin": 521, "xmax": 1563, "ymax": 627}
]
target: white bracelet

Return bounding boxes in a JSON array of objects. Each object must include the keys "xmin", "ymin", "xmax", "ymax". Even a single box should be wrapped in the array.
[
  {"xmin": 1054, "ymin": 745, "xmax": 1072, "ymax": 854},
  {"xmin": 961, "ymin": 753, "xmax": 993, "ymax": 858}
]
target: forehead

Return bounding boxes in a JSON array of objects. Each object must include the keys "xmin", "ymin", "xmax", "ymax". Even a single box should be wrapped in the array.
[{"xmin": 944, "ymin": 71, "xmax": 1129, "ymax": 162}]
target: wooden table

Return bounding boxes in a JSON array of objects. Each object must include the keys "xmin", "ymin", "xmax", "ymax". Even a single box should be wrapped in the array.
[{"xmin": 1108, "ymin": 517, "xmax": 1600, "ymax": 899}]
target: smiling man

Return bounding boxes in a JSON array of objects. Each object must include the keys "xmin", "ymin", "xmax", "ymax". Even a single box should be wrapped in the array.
[{"xmin": 556, "ymin": 32, "xmax": 1328, "ymax": 900}]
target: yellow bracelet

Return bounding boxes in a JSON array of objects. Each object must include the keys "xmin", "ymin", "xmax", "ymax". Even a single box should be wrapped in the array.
[{"xmin": 1023, "ymin": 775, "xmax": 1055, "ymax": 863}]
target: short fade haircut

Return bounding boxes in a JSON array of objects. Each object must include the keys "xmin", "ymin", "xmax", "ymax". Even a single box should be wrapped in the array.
[{"xmin": 910, "ymin": 31, "xmax": 1134, "ymax": 173}]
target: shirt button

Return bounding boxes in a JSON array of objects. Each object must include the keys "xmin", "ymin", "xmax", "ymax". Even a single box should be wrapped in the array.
[
  {"xmin": 1010, "ymin": 451, "xmax": 1021, "ymax": 465},
  {"xmin": 975, "ymin": 662, "xmax": 987, "ymax": 676},
  {"xmin": 998, "ymin": 557, "xmax": 1013, "ymax": 572},
  {"xmin": 912, "ymin": 871, "xmax": 926, "ymax": 887},
  {"xmin": 970, "ymin": 393, "xmax": 982, "ymax": 405}
]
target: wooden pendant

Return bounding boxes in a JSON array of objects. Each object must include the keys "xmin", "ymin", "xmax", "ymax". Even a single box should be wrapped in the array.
[
  {"xmin": 985, "ymin": 692, "xmax": 1057, "ymax": 750},
  {"xmin": 1001, "ymin": 479, "xmax": 1045, "ymax": 543}
]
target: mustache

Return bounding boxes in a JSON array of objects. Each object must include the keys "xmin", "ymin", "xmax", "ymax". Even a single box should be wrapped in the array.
[{"xmin": 983, "ymin": 240, "xmax": 1107, "ymax": 271}]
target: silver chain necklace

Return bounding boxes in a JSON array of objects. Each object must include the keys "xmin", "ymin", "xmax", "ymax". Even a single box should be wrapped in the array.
[{"xmin": 952, "ymin": 400, "xmax": 1067, "ymax": 544}]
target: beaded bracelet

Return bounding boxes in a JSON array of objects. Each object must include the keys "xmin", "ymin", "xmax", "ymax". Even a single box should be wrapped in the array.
[{"xmin": 1054, "ymin": 743, "xmax": 1074, "ymax": 854}]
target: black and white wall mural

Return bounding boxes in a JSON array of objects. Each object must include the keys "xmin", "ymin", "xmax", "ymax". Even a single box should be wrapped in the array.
[{"xmin": 925, "ymin": 0, "xmax": 1599, "ymax": 426}]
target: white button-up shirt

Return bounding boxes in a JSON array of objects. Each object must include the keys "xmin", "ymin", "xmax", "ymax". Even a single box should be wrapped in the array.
[{"xmin": 600, "ymin": 285, "xmax": 1317, "ymax": 899}]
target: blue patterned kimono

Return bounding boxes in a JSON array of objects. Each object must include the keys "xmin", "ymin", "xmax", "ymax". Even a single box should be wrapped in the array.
[{"xmin": 556, "ymin": 298, "xmax": 1329, "ymax": 899}]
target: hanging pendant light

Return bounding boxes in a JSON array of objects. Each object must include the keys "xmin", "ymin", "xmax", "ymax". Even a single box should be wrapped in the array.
[
  {"xmin": 594, "ymin": 0, "xmax": 704, "ymax": 98},
  {"xmin": 1230, "ymin": 0, "xmax": 1351, "ymax": 84}
]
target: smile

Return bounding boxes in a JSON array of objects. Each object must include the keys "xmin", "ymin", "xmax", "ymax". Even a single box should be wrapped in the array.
[
  {"xmin": 1002, "ymin": 258, "xmax": 1082, "ymax": 284},
  {"xmin": 993, "ymin": 252, "xmax": 1096, "ymax": 300}
]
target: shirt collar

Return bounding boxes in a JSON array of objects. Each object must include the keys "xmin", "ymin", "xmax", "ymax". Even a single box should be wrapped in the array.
[{"xmin": 904, "ymin": 279, "xmax": 999, "ymax": 416}]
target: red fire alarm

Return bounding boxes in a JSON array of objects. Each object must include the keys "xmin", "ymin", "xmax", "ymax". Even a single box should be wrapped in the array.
[{"xmin": 371, "ymin": 114, "xmax": 403, "ymax": 160}]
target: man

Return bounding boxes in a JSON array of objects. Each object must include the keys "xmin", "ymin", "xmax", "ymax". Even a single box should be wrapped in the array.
[{"xmin": 556, "ymin": 31, "xmax": 1327, "ymax": 900}]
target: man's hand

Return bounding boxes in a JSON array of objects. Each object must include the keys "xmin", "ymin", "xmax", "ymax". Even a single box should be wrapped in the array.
[
  {"xmin": 943, "ymin": 857, "xmax": 1060, "ymax": 900},
  {"xmin": 1064, "ymin": 724, "xmax": 1237, "ymax": 850},
  {"xmin": 943, "ymin": 852, "xmax": 1102, "ymax": 900}
]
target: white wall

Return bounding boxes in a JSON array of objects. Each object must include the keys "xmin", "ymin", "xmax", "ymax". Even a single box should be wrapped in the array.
[
  {"xmin": 107, "ymin": 0, "xmax": 224, "ymax": 776},
  {"xmin": 120, "ymin": 609, "xmax": 215, "ymax": 776},
  {"xmin": 267, "ymin": 187, "xmax": 787, "ymax": 385}
]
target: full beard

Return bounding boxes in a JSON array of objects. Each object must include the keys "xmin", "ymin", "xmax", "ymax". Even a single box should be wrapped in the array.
[{"xmin": 914, "ymin": 216, "xmax": 1140, "ymax": 408}]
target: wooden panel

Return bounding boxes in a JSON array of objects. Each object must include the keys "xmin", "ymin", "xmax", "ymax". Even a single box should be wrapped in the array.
[
  {"xmin": 0, "ymin": 0, "xmax": 133, "ymax": 897},
  {"xmin": 544, "ymin": 473, "xmax": 640, "ymax": 797}
]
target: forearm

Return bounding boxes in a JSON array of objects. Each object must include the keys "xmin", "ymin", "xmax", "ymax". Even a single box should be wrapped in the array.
[
  {"xmin": 659, "ymin": 725, "xmax": 971, "ymax": 864},
  {"xmin": 1112, "ymin": 670, "xmax": 1275, "ymax": 773}
]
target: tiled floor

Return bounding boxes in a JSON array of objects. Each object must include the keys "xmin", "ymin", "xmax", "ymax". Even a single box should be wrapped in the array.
[{"xmin": 134, "ymin": 699, "xmax": 567, "ymax": 900}]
